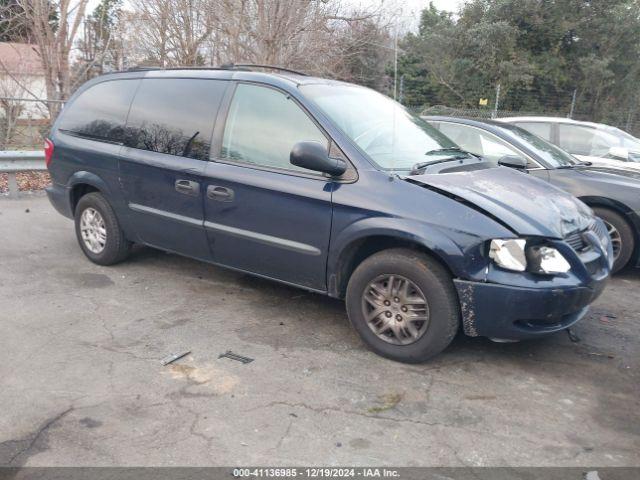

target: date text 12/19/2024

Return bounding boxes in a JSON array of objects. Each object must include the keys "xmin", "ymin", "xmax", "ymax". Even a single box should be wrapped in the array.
[{"xmin": 233, "ymin": 468, "xmax": 400, "ymax": 478}]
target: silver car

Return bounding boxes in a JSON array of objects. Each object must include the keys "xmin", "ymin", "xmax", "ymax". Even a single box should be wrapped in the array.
[{"xmin": 499, "ymin": 116, "xmax": 640, "ymax": 174}]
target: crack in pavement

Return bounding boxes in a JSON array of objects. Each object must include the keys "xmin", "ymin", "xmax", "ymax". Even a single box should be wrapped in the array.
[
  {"xmin": 274, "ymin": 417, "xmax": 294, "ymax": 451},
  {"xmin": 248, "ymin": 400, "xmax": 550, "ymax": 451},
  {"xmin": 1, "ymin": 407, "xmax": 74, "ymax": 466}
]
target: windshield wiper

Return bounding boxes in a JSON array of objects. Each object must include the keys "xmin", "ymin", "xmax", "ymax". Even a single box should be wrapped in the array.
[
  {"xmin": 411, "ymin": 157, "xmax": 462, "ymax": 172},
  {"xmin": 410, "ymin": 148, "xmax": 477, "ymax": 174},
  {"xmin": 424, "ymin": 147, "xmax": 467, "ymax": 156},
  {"xmin": 557, "ymin": 161, "xmax": 591, "ymax": 169}
]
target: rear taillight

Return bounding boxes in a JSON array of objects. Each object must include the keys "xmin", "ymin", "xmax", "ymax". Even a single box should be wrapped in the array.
[{"xmin": 44, "ymin": 138, "xmax": 54, "ymax": 167}]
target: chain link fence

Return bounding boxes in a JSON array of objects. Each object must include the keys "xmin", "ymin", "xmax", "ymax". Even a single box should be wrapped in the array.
[
  {"xmin": 409, "ymin": 84, "xmax": 640, "ymax": 138},
  {"xmin": 417, "ymin": 105, "xmax": 640, "ymax": 137}
]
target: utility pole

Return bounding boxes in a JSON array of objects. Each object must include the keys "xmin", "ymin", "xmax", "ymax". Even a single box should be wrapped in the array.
[
  {"xmin": 568, "ymin": 89, "xmax": 577, "ymax": 119},
  {"xmin": 393, "ymin": 22, "xmax": 398, "ymax": 101},
  {"xmin": 492, "ymin": 84, "xmax": 501, "ymax": 119},
  {"xmin": 399, "ymin": 74, "xmax": 405, "ymax": 105}
]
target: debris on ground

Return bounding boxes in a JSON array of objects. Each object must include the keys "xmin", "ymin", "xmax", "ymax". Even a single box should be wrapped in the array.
[
  {"xmin": 160, "ymin": 350, "xmax": 191, "ymax": 366},
  {"xmin": 588, "ymin": 352, "xmax": 616, "ymax": 359},
  {"xmin": 218, "ymin": 350, "xmax": 254, "ymax": 364},
  {"xmin": 567, "ymin": 328, "xmax": 580, "ymax": 343},
  {"xmin": 367, "ymin": 393, "xmax": 402, "ymax": 414},
  {"xmin": 599, "ymin": 314, "xmax": 618, "ymax": 324}
]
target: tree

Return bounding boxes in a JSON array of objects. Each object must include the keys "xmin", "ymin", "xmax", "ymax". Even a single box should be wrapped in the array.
[
  {"xmin": 76, "ymin": 0, "xmax": 125, "ymax": 79},
  {"xmin": 130, "ymin": 0, "xmax": 216, "ymax": 67},
  {"xmin": 11, "ymin": 0, "xmax": 89, "ymax": 117},
  {"xmin": 332, "ymin": 17, "xmax": 393, "ymax": 92},
  {"xmin": 127, "ymin": 0, "xmax": 385, "ymax": 76},
  {"xmin": 0, "ymin": 0, "xmax": 30, "ymax": 41},
  {"xmin": 397, "ymin": 0, "xmax": 640, "ymax": 128}
]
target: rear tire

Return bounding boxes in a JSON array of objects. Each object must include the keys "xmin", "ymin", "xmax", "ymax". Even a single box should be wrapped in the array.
[
  {"xmin": 74, "ymin": 192, "xmax": 130, "ymax": 265},
  {"xmin": 345, "ymin": 248, "xmax": 459, "ymax": 363},
  {"xmin": 593, "ymin": 207, "xmax": 634, "ymax": 273}
]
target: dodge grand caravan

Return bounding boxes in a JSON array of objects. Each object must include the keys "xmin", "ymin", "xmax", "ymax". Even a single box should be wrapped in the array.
[{"xmin": 45, "ymin": 65, "xmax": 613, "ymax": 363}]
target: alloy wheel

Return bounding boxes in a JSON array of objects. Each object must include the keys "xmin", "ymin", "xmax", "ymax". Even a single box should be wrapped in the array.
[{"xmin": 80, "ymin": 207, "xmax": 107, "ymax": 254}]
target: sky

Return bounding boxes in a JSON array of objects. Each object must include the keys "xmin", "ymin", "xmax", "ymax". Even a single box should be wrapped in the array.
[{"xmin": 347, "ymin": 0, "xmax": 467, "ymax": 31}]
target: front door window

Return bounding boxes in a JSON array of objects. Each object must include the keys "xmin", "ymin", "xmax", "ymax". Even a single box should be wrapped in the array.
[{"xmin": 221, "ymin": 83, "xmax": 328, "ymax": 173}]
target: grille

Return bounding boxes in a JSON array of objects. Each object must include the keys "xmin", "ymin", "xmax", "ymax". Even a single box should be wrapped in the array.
[
  {"xmin": 591, "ymin": 219, "xmax": 609, "ymax": 243},
  {"xmin": 565, "ymin": 230, "xmax": 586, "ymax": 252},
  {"xmin": 564, "ymin": 221, "xmax": 608, "ymax": 253}
]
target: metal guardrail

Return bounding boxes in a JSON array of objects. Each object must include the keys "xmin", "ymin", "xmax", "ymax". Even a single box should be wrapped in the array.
[{"xmin": 0, "ymin": 150, "xmax": 46, "ymax": 198}]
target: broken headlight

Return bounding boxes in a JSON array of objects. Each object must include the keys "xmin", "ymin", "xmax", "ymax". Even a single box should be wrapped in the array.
[
  {"xmin": 526, "ymin": 245, "xmax": 571, "ymax": 274},
  {"xmin": 489, "ymin": 239, "xmax": 527, "ymax": 272},
  {"xmin": 489, "ymin": 239, "xmax": 571, "ymax": 274}
]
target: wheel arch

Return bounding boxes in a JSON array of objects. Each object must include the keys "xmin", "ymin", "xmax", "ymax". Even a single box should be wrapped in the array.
[
  {"xmin": 67, "ymin": 171, "xmax": 113, "ymax": 214},
  {"xmin": 328, "ymin": 230, "xmax": 461, "ymax": 299},
  {"xmin": 580, "ymin": 195, "xmax": 640, "ymax": 267}
]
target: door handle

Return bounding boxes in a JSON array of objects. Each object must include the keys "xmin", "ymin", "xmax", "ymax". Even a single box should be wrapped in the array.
[
  {"xmin": 175, "ymin": 179, "xmax": 199, "ymax": 196},
  {"xmin": 207, "ymin": 185, "xmax": 234, "ymax": 202}
]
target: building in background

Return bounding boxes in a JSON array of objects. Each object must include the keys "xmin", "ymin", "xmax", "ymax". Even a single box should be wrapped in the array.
[
  {"xmin": 0, "ymin": 42, "xmax": 49, "ymax": 148},
  {"xmin": 0, "ymin": 41, "xmax": 48, "ymax": 119}
]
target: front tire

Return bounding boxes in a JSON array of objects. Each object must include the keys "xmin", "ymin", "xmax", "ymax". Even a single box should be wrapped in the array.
[
  {"xmin": 593, "ymin": 207, "xmax": 634, "ymax": 273},
  {"xmin": 74, "ymin": 192, "xmax": 130, "ymax": 265},
  {"xmin": 345, "ymin": 248, "xmax": 459, "ymax": 363}
]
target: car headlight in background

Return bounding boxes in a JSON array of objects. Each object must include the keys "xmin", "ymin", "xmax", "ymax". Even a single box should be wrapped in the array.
[
  {"xmin": 489, "ymin": 239, "xmax": 571, "ymax": 274},
  {"xmin": 489, "ymin": 239, "xmax": 527, "ymax": 271}
]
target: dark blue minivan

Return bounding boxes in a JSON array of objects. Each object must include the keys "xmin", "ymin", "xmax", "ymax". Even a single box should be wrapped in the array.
[{"xmin": 45, "ymin": 66, "xmax": 613, "ymax": 362}]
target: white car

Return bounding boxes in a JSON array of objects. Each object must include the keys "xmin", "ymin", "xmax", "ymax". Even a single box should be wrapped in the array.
[{"xmin": 499, "ymin": 116, "xmax": 640, "ymax": 175}]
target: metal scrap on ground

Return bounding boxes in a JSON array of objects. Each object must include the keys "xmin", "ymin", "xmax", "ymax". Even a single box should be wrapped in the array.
[
  {"xmin": 218, "ymin": 350, "xmax": 254, "ymax": 364},
  {"xmin": 160, "ymin": 350, "xmax": 191, "ymax": 366}
]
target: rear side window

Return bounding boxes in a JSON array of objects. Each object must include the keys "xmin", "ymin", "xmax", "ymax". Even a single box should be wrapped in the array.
[
  {"xmin": 558, "ymin": 124, "xmax": 615, "ymax": 157},
  {"xmin": 58, "ymin": 79, "xmax": 139, "ymax": 143},
  {"xmin": 516, "ymin": 122, "xmax": 552, "ymax": 141},
  {"xmin": 124, "ymin": 78, "xmax": 226, "ymax": 160}
]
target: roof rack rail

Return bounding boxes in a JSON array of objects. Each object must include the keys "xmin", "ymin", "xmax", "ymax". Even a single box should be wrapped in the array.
[
  {"xmin": 230, "ymin": 63, "xmax": 308, "ymax": 76},
  {"xmin": 126, "ymin": 66, "xmax": 163, "ymax": 71},
  {"xmin": 127, "ymin": 65, "xmax": 228, "ymax": 72},
  {"xmin": 124, "ymin": 64, "xmax": 308, "ymax": 76}
]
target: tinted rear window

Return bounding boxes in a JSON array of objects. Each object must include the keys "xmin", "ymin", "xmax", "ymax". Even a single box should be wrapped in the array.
[
  {"xmin": 124, "ymin": 78, "xmax": 226, "ymax": 160},
  {"xmin": 58, "ymin": 79, "xmax": 139, "ymax": 143}
]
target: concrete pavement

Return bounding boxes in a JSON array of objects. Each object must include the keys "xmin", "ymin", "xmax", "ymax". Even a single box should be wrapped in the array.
[{"xmin": 1, "ymin": 195, "xmax": 638, "ymax": 466}]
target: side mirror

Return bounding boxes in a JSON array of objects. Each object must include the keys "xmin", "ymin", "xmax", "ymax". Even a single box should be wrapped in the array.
[
  {"xmin": 498, "ymin": 154, "xmax": 528, "ymax": 170},
  {"xmin": 290, "ymin": 141, "xmax": 347, "ymax": 176},
  {"xmin": 608, "ymin": 146, "xmax": 629, "ymax": 161}
]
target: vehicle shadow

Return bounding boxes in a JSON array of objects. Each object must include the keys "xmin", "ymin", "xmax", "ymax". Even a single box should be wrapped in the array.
[{"xmin": 124, "ymin": 245, "xmax": 593, "ymax": 365}]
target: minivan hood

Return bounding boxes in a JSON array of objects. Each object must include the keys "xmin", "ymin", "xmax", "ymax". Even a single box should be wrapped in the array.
[{"xmin": 405, "ymin": 166, "xmax": 594, "ymax": 238}]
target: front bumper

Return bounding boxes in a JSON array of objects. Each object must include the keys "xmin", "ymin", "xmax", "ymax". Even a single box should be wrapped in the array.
[
  {"xmin": 454, "ymin": 278, "xmax": 608, "ymax": 340},
  {"xmin": 45, "ymin": 182, "xmax": 73, "ymax": 219}
]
